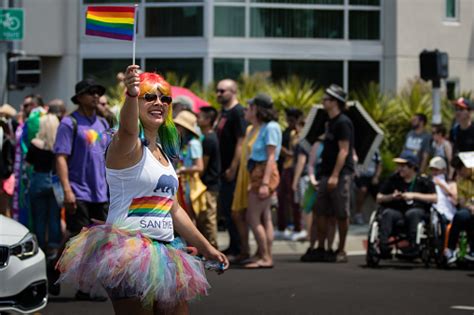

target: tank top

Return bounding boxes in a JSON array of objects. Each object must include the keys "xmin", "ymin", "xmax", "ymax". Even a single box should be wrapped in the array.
[{"xmin": 106, "ymin": 146, "xmax": 178, "ymax": 242}]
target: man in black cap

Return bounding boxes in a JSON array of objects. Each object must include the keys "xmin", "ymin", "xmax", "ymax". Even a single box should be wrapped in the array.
[
  {"xmin": 50, "ymin": 79, "xmax": 110, "ymax": 300},
  {"xmin": 451, "ymin": 97, "xmax": 474, "ymax": 154},
  {"xmin": 310, "ymin": 84, "xmax": 354, "ymax": 263},
  {"xmin": 376, "ymin": 151, "xmax": 437, "ymax": 258}
]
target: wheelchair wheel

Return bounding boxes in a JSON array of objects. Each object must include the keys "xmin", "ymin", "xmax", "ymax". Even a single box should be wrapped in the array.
[
  {"xmin": 366, "ymin": 216, "xmax": 380, "ymax": 268},
  {"xmin": 420, "ymin": 246, "xmax": 430, "ymax": 268},
  {"xmin": 366, "ymin": 245, "xmax": 380, "ymax": 267}
]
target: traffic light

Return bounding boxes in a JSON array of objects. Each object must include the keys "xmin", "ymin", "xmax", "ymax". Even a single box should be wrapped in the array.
[
  {"xmin": 419, "ymin": 50, "xmax": 449, "ymax": 81},
  {"xmin": 7, "ymin": 56, "xmax": 41, "ymax": 90}
]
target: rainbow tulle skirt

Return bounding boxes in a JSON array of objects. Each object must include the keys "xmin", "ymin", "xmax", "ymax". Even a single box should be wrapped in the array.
[{"xmin": 56, "ymin": 224, "xmax": 210, "ymax": 307}]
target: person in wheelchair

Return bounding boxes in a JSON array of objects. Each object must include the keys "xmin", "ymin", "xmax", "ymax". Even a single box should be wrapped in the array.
[
  {"xmin": 444, "ymin": 156, "xmax": 474, "ymax": 264},
  {"xmin": 376, "ymin": 151, "xmax": 437, "ymax": 259}
]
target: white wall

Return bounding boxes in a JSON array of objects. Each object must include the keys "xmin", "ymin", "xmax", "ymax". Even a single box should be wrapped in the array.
[
  {"xmin": 8, "ymin": 0, "xmax": 80, "ymax": 111},
  {"xmin": 394, "ymin": 0, "xmax": 474, "ymax": 92}
]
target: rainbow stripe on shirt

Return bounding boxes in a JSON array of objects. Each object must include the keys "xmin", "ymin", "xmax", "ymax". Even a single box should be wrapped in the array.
[{"xmin": 128, "ymin": 196, "xmax": 173, "ymax": 217}]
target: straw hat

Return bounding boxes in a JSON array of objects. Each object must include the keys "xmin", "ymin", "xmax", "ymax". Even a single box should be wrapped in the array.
[
  {"xmin": 0, "ymin": 104, "xmax": 17, "ymax": 118},
  {"xmin": 173, "ymin": 110, "xmax": 199, "ymax": 138}
]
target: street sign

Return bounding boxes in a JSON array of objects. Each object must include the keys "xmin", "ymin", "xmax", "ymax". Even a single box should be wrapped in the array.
[{"xmin": 0, "ymin": 9, "xmax": 23, "ymax": 41}]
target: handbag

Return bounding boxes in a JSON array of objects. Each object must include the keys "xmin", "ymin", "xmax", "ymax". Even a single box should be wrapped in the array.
[{"xmin": 249, "ymin": 161, "xmax": 280, "ymax": 193}]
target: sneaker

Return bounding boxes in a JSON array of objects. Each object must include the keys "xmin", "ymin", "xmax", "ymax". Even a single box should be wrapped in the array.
[
  {"xmin": 300, "ymin": 248, "xmax": 316, "ymax": 262},
  {"xmin": 290, "ymin": 230, "xmax": 308, "ymax": 242},
  {"xmin": 464, "ymin": 251, "xmax": 474, "ymax": 262},
  {"xmin": 75, "ymin": 290, "xmax": 107, "ymax": 302},
  {"xmin": 353, "ymin": 213, "xmax": 365, "ymax": 225},
  {"xmin": 444, "ymin": 248, "xmax": 457, "ymax": 264},
  {"xmin": 324, "ymin": 249, "xmax": 337, "ymax": 262},
  {"xmin": 312, "ymin": 248, "xmax": 327, "ymax": 262},
  {"xmin": 335, "ymin": 250, "xmax": 348, "ymax": 263}
]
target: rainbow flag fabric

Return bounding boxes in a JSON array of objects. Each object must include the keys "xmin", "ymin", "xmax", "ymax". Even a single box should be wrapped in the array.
[
  {"xmin": 85, "ymin": 6, "xmax": 136, "ymax": 41},
  {"xmin": 128, "ymin": 196, "xmax": 173, "ymax": 217}
]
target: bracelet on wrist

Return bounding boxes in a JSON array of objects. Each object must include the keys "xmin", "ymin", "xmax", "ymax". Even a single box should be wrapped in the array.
[
  {"xmin": 262, "ymin": 183, "xmax": 269, "ymax": 187},
  {"xmin": 126, "ymin": 90, "xmax": 138, "ymax": 98}
]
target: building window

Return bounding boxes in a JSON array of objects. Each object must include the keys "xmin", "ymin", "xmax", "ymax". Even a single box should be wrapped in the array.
[
  {"xmin": 84, "ymin": 0, "xmax": 132, "ymax": 3},
  {"xmin": 214, "ymin": 59, "xmax": 244, "ymax": 82},
  {"xmin": 214, "ymin": 7, "xmax": 245, "ymax": 37},
  {"xmin": 445, "ymin": 0, "xmax": 459, "ymax": 20},
  {"xmin": 349, "ymin": 0, "xmax": 380, "ymax": 5},
  {"xmin": 348, "ymin": 61, "xmax": 379, "ymax": 92},
  {"xmin": 83, "ymin": 59, "xmax": 130, "ymax": 90},
  {"xmin": 146, "ymin": 7, "xmax": 203, "ymax": 37},
  {"xmin": 251, "ymin": 0, "xmax": 342, "ymax": 4},
  {"xmin": 249, "ymin": 59, "xmax": 343, "ymax": 87},
  {"xmin": 250, "ymin": 9, "xmax": 343, "ymax": 38},
  {"xmin": 145, "ymin": 58, "xmax": 203, "ymax": 86},
  {"xmin": 349, "ymin": 10, "xmax": 380, "ymax": 40}
]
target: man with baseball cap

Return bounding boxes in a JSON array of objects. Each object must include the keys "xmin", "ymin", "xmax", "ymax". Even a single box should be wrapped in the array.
[
  {"xmin": 451, "ymin": 97, "xmax": 474, "ymax": 154},
  {"xmin": 376, "ymin": 151, "xmax": 437, "ymax": 258},
  {"xmin": 311, "ymin": 84, "xmax": 354, "ymax": 263}
]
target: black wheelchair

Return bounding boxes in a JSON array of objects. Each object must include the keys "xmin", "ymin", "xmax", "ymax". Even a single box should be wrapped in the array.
[{"xmin": 366, "ymin": 206, "xmax": 445, "ymax": 268}]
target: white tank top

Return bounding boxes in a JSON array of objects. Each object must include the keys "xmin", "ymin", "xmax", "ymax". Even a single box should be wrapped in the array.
[
  {"xmin": 433, "ymin": 174, "xmax": 457, "ymax": 222},
  {"xmin": 106, "ymin": 146, "xmax": 178, "ymax": 242}
]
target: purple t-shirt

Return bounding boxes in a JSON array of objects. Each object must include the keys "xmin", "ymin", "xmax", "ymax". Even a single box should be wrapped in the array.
[{"xmin": 53, "ymin": 111, "xmax": 109, "ymax": 203}]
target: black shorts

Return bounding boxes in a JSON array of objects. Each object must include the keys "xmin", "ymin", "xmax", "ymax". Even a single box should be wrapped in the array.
[
  {"xmin": 354, "ymin": 175, "xmax": 379, "ymax": 197},
  {"xmin": 66, "ymin": 200, "xmax": 109, "ymax": 235},
  {"xmin": 314, "ymin": 175, "xmax": 352, "ymax": 220}
]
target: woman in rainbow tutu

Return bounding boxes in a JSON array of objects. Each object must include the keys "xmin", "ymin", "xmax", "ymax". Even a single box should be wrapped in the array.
[{"xmin": 56, "ymin": 65, "xmax": 229, "ymax": 314}]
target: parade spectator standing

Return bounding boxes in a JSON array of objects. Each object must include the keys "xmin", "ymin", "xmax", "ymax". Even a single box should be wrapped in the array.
[
  {"xmin": 174, "ymin": 110, "xmax": 205, "ymax": 221},
  {"xmin": 26, "ymin": 113, "xmax": 62, "ymax": 256},
  {"xmin": 172, "ymin": 95, "xmax": 194, "ymax": 118},
  {"xmin": 97, "ymin": 95, "xmax": 117, "ymax": 128},
  {"xmin": 444, "ymin": 156, "xmax": 474, "ymax": 263},
  {"xmin": 276, "ymin": 108, "xmax": 303, "ymax": 240},
  {"xmin": 52, "ymin": 79, "xmax": 110, "ymax": 300},
  {"xmin": 215, "ymin": 79, "xmax": 246, "ymax": 257},
  {"xmin": 451, "ymin": 98, "xmax": 474, "ymax": 154},
  {"xmin": 402, "ymin": 113, "xmax": 431, "ymax": 172},
  {"xmin": 431, "ymin": 124, "xmax": 453, "ymax": 176},
  {"xmin": 0, "ymin": 104, "xmax": 17, "ymax": 217},
  {"xmin": 313, "ymin": 85, "xmax": 354, "ymax": 263},
  {"xmin": 197, "ymin": 107, "xmax": 221, "ymax": 248},
  {"xmin": 231, "ymin": 111, "xmax": 261, "ymax": 263},
  {"xmin": 13, "ymin": 94, "xmax": 46, "ymax": 225},
  {"xmin": 244, "ymin": 93, "xmax": 281, "ymax": 269},
  {"xmin": 354, "ymin": 150, "xmax": 382, "ymax": 225},
  {"xmin": 376, "ymin": 152, "xmax": 437, "ymax": 258},
  {"xmin": 48, "ymin": 99, "xmax": 67, "ymax": 121}
]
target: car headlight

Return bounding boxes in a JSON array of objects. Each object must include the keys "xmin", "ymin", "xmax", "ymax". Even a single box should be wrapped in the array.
[{"xmin": 10, "ymin": 233, "xmax": 39, "ymax": 260}]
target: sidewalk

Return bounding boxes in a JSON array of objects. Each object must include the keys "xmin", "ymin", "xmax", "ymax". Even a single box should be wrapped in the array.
[{"xmin": 216, "ymin": 224, "xmax": 368, "ymax": 256}]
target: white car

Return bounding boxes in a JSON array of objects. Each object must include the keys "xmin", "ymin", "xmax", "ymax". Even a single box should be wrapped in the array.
[{"xmin": 0, "ymin": 215, "xmax": 47, "ymax": 313}]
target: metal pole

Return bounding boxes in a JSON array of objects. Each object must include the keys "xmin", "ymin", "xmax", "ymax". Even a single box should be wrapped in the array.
[
  {"xmin": 0, "ymin": 0, "xmax": 9, "ymax": 104},
  {"xmin": 432, "ymin": 79, "xmax": 442, "ymax": 125}
]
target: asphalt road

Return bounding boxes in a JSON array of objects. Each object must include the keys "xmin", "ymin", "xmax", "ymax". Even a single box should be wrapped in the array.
[{"xmin": 41, "ymin": 254, "xmax": 473, "ymax": 315}]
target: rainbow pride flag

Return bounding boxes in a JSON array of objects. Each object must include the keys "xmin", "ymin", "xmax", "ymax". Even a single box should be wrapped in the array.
[{"xmin": 85, "ymin": 6, "xmax": 136, "ymax": 41}]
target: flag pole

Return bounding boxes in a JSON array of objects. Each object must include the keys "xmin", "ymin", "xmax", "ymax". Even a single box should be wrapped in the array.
[{"xmin": 132, "ymin": 4, "xmax": 138, "ymax": 65}]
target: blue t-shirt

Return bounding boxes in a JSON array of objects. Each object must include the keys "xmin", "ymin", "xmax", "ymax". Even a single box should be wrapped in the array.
[
  {"xmin": 249, "ymin": 121, "xmax": 282, "ymax": 162},
  {"xmin": 53, "ymin": 111, "xmax": 110, "ymax": 203},
  {"xmin": 183, "ymin": 138, "xmax": 203, "ymax": 168}
]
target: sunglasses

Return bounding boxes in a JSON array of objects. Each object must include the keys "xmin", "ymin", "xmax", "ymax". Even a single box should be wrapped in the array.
[
  {"xmin": 142, "ymin": 93, "xmax": 172, "ymax": 104},
  {"xmin": 455, "ymin": 107, "xmax": 467, "ymax": 112},
  {"xmin": 85, "ymin": 88, "xmax": 102, "ymax": 96},
  {"xmin": 216, "ymin": 89, "xmax": 227, "ymax": 94}
]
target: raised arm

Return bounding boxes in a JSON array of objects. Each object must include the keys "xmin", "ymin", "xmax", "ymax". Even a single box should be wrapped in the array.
[{"xmin": 106, "ymin": 65, "xmax": 142, "ymax": 169}]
